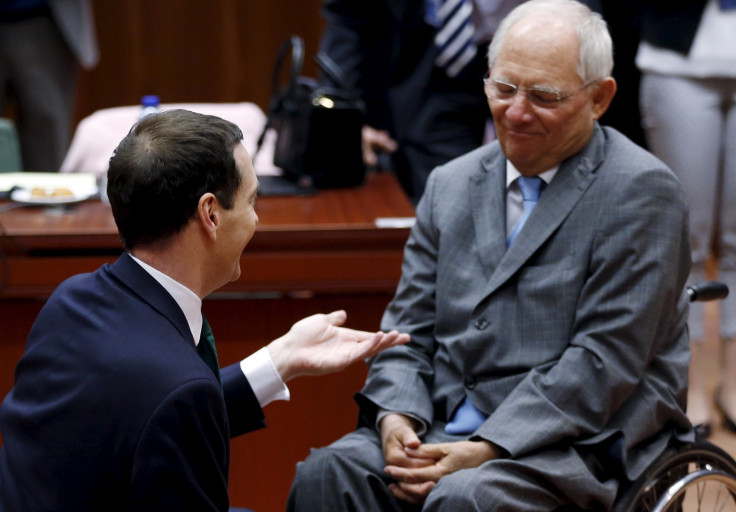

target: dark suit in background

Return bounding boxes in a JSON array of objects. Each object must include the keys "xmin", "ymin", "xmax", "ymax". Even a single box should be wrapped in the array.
[
  {"xmin": 318, "ymin": 0, "xmax": 492, "ymax": 201},
  {"xmin": 0, "ymin": 0, "xmax": 98, "ymax": 171},
  {"xmin": 0, "ymin": 253, "xmax": 261, "ymax": 511},
  {"xmin": 317, "ymin": 0, "xmax": 627, "ymax": 201}
]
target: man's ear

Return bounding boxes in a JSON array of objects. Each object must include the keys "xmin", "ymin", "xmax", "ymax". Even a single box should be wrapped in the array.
[
  {"xmin": 197, "ymin": 193, "xmax": 219, "ymax": 240},
  {"xmin": 591, "ymin": 77, "xmax": 617, "ymax": 121}
]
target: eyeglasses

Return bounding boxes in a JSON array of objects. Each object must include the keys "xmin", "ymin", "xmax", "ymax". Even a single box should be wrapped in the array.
[{"xmin": 483, "ymin": 75, "xmax": 598, "ymax": 108}]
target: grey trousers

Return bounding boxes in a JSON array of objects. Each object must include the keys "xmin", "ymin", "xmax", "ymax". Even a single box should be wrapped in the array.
[
  {"xmin": 640, "ymin": 73, "xmax": 736, "ymax": 341},
  {"xmin": 0, "ymin": 13, "xmax": 78, "ymax": 172},
  {"xmin": 287, "ymin": 426, "xmax": 618, "ymax": 512}
]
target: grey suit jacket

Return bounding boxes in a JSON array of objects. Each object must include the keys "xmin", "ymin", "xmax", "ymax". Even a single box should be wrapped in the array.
[{"xmin": 359, "ymin": 124, "xmax": 692, "ymax": 480}]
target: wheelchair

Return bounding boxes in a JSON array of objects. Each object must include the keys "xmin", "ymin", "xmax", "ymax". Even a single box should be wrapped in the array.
[{"xmin": 613, "ymin": 282, "xmax": 736, "ymax": 512}]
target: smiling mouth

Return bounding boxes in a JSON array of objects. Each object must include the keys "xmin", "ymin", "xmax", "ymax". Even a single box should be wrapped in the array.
[{"xmin": 507, "ymin": 130, "xmax": 538, "ymax": 138}]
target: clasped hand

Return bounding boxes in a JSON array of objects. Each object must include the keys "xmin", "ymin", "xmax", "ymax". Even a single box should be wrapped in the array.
[
  {"xmin": 267, "ymin": 310, "xmax": 409, "ymax": 382},
  {"xmin": 381, "ymin": 414, "xmax": 498, "ymax": 504}
]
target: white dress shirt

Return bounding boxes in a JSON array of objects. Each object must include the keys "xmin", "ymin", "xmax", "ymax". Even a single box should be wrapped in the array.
[{"xmin": 129, "ymin": 254, "xmax": 290, "ymax": 407}]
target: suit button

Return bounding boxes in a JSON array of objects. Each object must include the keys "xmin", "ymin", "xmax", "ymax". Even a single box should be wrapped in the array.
[
  {"xmin": 474, "ymin": 318, "xmax": 489, "ymax": 330},
  {"xmin": 464, "ymin": 376, "xmax": 477, "ymax": 389}
]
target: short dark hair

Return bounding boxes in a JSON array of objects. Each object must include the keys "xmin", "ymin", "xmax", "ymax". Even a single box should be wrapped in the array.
[{"xmin": 107, "ymin": 109, "xmax": 244, "ymax": 249}]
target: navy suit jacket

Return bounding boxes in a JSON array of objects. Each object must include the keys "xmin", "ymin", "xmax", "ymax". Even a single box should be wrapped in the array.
[{"xmin": 0, "ymin": 253, "xmax": 264, "ymax": 511}]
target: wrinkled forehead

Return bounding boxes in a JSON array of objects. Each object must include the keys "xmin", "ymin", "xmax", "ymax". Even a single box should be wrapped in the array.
[{"xmin": 493, "ymin": 16, "xmax": 581, "ymax": 84}]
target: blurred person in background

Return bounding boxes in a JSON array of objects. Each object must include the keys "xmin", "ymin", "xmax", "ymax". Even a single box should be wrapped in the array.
[
  {"xmin": 636, "ymin": 0, "xmax": 736, "ymax": 439},
  {"xmin": 317, "ymin": 0, "xmax": 525, "ymax": 203},
  {"xmin": 0, "ymin": 0, "xmax": 98, "ymax": 171}
]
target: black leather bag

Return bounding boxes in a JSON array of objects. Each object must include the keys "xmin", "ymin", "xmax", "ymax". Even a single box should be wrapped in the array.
[{"xmin": 257, "ymin": 36, "xmax": 365, "ymax": 189}]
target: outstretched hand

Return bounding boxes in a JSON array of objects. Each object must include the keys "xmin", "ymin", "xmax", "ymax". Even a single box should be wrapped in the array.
[{"xmin": 267, "ymin": 310, "xmax": 410, "ymax": 382}]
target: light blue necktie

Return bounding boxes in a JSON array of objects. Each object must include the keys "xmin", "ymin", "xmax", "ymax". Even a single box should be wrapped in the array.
[
  {"xmin": 445, "ymin": 396, "xmax": 488, "ymax": 435},
  {"xmin": 444, "ymin": 177, "xmax": 545, "ymax": 435},
  {"xmin": 507, "ymin": 176, "xmax": 545, "ymax": 248},
  {"xmin": 427, "ymin": 0, "xmax": 477, "ymax": 77}
]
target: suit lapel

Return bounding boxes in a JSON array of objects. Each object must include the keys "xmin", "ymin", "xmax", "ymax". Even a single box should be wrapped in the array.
[
  {"xmin": 108, "ymin": 253, "xmax": 194, "ymax": 344},
  {"xmin": 471, "ymin": 149, "xmax": 507, "ymax": 280},
  {"xmin": 482, "ymin": 125, "xmax": 607, "ymax": 299}
]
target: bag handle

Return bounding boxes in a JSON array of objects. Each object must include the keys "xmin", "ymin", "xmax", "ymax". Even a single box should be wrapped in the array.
[
  {"xmin": 315, "ymin": 51, "xmax": 347, "ymax": 91},
  {"xmin": 270, "ymin": 36, "xmax": 305, "ymax": 108},
  {"xmin": 255, "ymin": 36, "xmax": 305, "ymax": 159}
]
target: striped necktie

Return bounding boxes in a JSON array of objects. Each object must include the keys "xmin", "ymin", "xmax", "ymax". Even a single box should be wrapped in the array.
[
  {"xmin": 428, "ymin": 0, "xmax": 477, "ymax": 77},
  {"xmin": 197, "ymin": 314, "xmax": 222, "ymax": 387}
]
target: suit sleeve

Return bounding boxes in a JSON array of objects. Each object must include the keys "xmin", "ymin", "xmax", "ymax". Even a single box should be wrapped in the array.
[
  {"xmin": 222, "ymin": 363, "xmax": 266, "ymax": 437},
  {"xmin": 129, "ymin": 379, "xmax": 231, "ymax": 512},
  {"xmin": 356, "ymin": 169, "xmax": 442, "ymax": 426},
  {"xmin": 319, "ymin": 0, "xmax": 396, "ymax": 129}
]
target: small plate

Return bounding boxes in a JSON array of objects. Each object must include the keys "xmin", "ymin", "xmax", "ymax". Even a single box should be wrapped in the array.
[{"xmin": 10, "ymin": 188, "xmax": 97, "ymax": 205}]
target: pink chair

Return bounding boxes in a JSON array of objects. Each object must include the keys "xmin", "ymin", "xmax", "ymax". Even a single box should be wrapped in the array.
[{"xmin": 60, "ymin": 102, "xmax": 280, "ymax": 177}]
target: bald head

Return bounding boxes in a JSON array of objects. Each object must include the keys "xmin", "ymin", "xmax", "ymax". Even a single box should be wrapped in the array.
[{"xmin": 488, "ymin": 0, "xmax": 613, "ymax": 84}]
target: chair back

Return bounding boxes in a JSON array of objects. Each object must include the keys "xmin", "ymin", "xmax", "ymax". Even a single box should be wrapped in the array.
[{"xmin": 0, "ymin": 118, "xmax": 22, "ymax": 172}]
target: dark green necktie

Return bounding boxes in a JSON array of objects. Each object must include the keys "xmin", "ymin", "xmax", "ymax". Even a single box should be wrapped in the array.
[{"xmin": 197, "ymin": 314, "xmax": 222, "ymax": 387}]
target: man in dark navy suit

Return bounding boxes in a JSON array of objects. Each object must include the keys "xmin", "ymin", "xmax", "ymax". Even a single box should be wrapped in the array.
[{"xmin": 0, "ymin": 109, "xmax": 408, "ymax": 511}]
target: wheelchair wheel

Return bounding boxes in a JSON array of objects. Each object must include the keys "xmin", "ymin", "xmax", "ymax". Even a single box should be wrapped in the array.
[{"xmin": 615, "ymin": 440, "xmax": 736, "ymax": 512}]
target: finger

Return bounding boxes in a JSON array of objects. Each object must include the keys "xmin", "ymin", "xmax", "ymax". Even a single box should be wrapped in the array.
[
  {"xmin": 324, "ymin": 310, "xmax": 347, "ymax": 326},
  {"xmin": 402, "ymin": 447, "xmax": 437, "ymax": 461},
  {"xmin": 360, "ymin": 341, "xmax": 396, "ymax": 360},
  {"xmin": 353, "ymin": 330, "xmax": 409, "ymax": 353},
  {"xmin": 388, "ymin": 483, "xmax": 423, "ymax": 505},
  {"xmin": 363, "ymin": 147, "xmax": 378, "ymax": 167},
  {"xmin": 361, "ymin": 334, "xmax": 409, "ymax": 359},
  {"xmin": 377, "ymin": 331, "xmax": 410, "ymax": 347},
  {"xmin": 405, "ymin": 443, "xmax": 446, "ymax": 459},
  {"xmin": 393, "ymin": 480, "xmax": 435, "ymax": 502},
  {"xmin": 385, "ymin": 451, "xmax": 434, "ymax": 469},
  {"xmin": 385, "ymin": 464, "xmax": 441, "ymax": 484},
  {"xmin": 377, "ymin": 136, "xmax": 398, "ymax": 153},
  {"xmin": 386, "ymin": 451, "xmax": 436, "ymax": 468},
  {"xmin": 398, "ymin": 426, "xmax": 421, "ymax": 450}
]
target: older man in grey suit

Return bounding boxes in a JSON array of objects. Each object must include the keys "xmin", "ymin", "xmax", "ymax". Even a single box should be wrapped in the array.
[{"xmin": 287, "ymin": 0, "xmax": 691, "ymax": 510}]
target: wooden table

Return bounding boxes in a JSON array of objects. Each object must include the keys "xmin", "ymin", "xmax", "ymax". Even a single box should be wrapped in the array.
[
  {"xmin": 0, "ymin": 172, "xmax": 415, "ymax": 298},
  {"xmin": 0, "ymin": 172, "xmax": 414, "ymax": 511}
]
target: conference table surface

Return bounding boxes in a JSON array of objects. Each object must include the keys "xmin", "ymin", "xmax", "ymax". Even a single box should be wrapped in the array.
[{"xmin": 0, "ymin": 171, "xmax": 416, "ymax": 298}]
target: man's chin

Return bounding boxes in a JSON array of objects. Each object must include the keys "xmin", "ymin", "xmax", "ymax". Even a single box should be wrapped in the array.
[{"xmin": 228, "ymin": 265, "xmax": 242, "ymax": 283}]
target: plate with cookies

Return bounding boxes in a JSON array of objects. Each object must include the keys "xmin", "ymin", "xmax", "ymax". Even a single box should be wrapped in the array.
[
  {"xmin": 10, "ymin": 186, "xmax": 94, "ymax": 205},
  {"xmin": 0, "ymin": 172, "xmax": 98, "ymax": 205}
]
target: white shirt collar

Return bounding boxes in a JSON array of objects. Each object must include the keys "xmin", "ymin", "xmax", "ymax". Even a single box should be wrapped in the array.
[
  {"xmin": 505, "ymin": 160, "xmax": 559, "ymax": 188},
  {"xmin": 128, "ymin": 254, "xmax": 203, "ymax": 345}
]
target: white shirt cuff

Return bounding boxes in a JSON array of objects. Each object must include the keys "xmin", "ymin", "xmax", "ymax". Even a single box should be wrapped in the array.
[{"xmin": 240, "ymin": 347, "xmax": 290, "ymax": 407}]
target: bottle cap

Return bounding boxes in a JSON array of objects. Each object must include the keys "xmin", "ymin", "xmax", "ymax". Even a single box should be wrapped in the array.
[{"xmin": 141, "ymin": 95, "xmax": 160, "ymax": 107}]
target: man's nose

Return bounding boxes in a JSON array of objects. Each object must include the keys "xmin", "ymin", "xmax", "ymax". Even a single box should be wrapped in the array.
[
  {"xmin": 507, "ymin": 91, "xmax": 532, "ymax": 115},
  {"xmin": 505, "ymin": 93, "xmax": 534, "ymax": 120}
]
